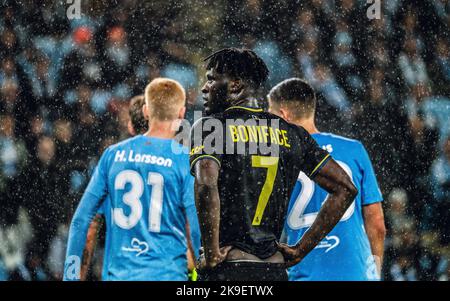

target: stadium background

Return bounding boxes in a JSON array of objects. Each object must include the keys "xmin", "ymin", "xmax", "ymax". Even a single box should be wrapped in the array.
[{"xmin": 0, "ymin": 0, "xmax": 449, "ymax": 281}]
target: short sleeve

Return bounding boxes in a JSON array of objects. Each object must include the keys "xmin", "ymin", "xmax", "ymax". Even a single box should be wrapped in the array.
[
  {"xmin": 358, "ymin": 143, "xmax": 383, "ymax": 205},
  {"xmin": 189, "ymin": 117, "xmax": 223, "ymax": 175},
  {"xmin": 296, "ymin": 126, "xmax": 331, "ymax": 178}
]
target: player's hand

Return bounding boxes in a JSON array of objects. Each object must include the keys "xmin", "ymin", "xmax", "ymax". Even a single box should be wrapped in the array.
[
  {"xmin": 277, "ymin": 242, "xmax": 303, "ymax": 268},
  {"xmin": 196, "ymin": 246, "xmax": 233, "ymax": 270}
]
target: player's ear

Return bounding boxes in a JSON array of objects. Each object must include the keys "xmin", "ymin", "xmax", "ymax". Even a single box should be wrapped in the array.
[
  {"xmin": 267, "ymin": 99, "xmax": 278, "ymax": 115},
  {"xmin": 279, "ymin": 107, "xmax": 291, "ymax": 122},
  {"xmin": 127, "ymin": 120, "xmax": 136, "ymax": 136},
  {"xmin": 229, "ymin": 79, "xmax": 244, "ymax": 94},
  {"xmin": 142, "ymin": 104, "xmax": 149, "ymax": 120},
  {"xmin": 178, "ymin": 105, "xmax": 186, "ymax": 120}
]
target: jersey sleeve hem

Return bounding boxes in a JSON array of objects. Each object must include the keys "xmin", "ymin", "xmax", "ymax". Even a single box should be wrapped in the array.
[
  {"xmin": 190, "ymin": 155, "xmax": 221, "ymax": 175},
  {"xmin": 309, "ymin": 154, "xmax": 331, "ymax": 178},
  {"xmin": 362, "ymin": 198, "xmax": 384, "ymax": 206}
]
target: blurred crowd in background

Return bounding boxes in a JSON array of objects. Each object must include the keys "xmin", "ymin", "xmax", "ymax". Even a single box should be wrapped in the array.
[{"xmin": 0, "ymin": 0, "xmax": 449, "ymax": 281}]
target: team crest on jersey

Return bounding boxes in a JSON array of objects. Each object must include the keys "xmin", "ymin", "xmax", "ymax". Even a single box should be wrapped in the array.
[
  {"xmin": 315, "ymin": 235, "xmax": 340, "ymax": 253},
  {"xmin": 122, "ymin": 237, "xmax": 150, "ymax": 257}
]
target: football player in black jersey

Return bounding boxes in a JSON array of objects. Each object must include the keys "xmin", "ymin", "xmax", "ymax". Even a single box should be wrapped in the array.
[{"xmin": 190, "ymin": 48, "xmax": 357, "ymax": 281}]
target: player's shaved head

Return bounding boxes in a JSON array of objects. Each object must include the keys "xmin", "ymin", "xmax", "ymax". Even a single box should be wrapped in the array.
[
  {"xmin": 145, "ymin": 78, "xmax": 186, "ymax": 121},
  {"xmin": 268, "ymin": 78, "xmax": 316, "ymax": 120}
]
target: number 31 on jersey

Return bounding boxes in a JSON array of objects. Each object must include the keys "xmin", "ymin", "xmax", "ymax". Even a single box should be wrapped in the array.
[{"xmin": 113, "ymin": 170, "xmax": 164, "ymax": 232}]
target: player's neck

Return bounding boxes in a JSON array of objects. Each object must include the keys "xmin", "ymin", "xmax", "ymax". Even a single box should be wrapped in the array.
[
  {"xmin": 145, "ymin": 120, "xmax": 177, "ymax": 139},
  {"xmin": 293, "ymin": 118, "xmax": 320, "ymax": 135},
  {"xmin": 231, "ymin": 96, "xmax": 260, "ymax": 108}
]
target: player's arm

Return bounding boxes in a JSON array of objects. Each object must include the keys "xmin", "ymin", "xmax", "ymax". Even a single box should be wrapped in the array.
[
  {"xmin": 63, "ymin": 150, "xmax": 110, "ymax": 281},
  {"xmin": 278, "ymin": 128, "xmax": 357, "ymax": 267},
  {"xmin": 185, "ymin": 218, "xmax": 199, "ymax": 281},
  {"xmin": 359, "ymin": 142, "xmax": 386, "ymax": 276},
  {"xmin": 193, "ymin": 159, "xmax": 231, "ymax": 269},
  {"xmin": 189, "ymin": 117, "xmax": 230, "ymax": 270},
  {"xmin": 80, "ymin": 214, "xmax": 104, "ymax": 281},
  {"xmin": 64, "ymin": 191, "xmax": 105, "ymax": 280},
  {"xmin": 279, "ymin": 159, "xmax": 358, "ymax": 267},
  {"xmin": 185, "ymin": 205, "xmax": 201, "ymax": 269},
  {"xmin": 181, "ymin": 171, "xmax": 201, "ymax": 278},
  {"xmin": 185, "ymin": 220, "xmax": 196, "ymax": 271},
  {"xmin": 363, "ymin": 203, "xmax": 386, "ymax": 276}
]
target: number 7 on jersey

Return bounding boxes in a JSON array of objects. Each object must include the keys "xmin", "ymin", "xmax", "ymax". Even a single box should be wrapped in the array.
[{"xmin": 251, "ymin": 156, "xmax": 279, "ymax": 226}]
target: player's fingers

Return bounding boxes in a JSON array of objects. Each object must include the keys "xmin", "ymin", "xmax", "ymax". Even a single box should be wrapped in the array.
[
  {"xmin": 195, "ymin": 260, "xmax": 203, "ymax": 270},
  {"xmin": 276, "ymin": 242, "xmax": 289, "ymax": 249},
  {"xmin": 195, "ymin": 254, "xmax": 206, "ymax": 270},
  {"xmin": 216, "ymin": 246, "xmax": 233, "ymax": 264},
  {"xmin": 285, "ymin": 257, "xmax": 302, "ymax": 268},
  {"xmin": 276, "ymin": 242, "xmax": 294, "ymax": 255},
  {"xmin": 277, "ymin": 244, "xmax": 300, "ymax": 267},
  {"xmin": 283, "ymin": 261, "xmax": 297, "ymax": 268},
  {"xmin": 219, "ymin": 245, "xmax": 233, "ymax": 256}
]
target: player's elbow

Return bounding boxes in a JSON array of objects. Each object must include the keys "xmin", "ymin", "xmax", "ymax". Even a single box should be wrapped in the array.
[
  {"xmin": 377, "ymin": 221, "xmax": 387, "ymax": 240},
  {"xmin": 196, "ymin": 178, "xmax": 218, "ymax": 190},
  {"xmin": 69, "ymin": 208, "xmax": 91, "ymax": 233},
  {"xmin": 194, "ymin": 173, "xmax": 219, "ymax": 205},
  {"xmin": 69, "ymin": 215, "xmax": 84, "ymax": 234},
  {"xmin": 348, "ymin": 182, "xmax": 358, "ymax": 200},
  {"xmin": 340, "ymin": 180, "xmax": 358, "ymax": 206},
  {"xmin": 371, "ymin": 215, "xmax": 387, "ymax": 239},
  {"xmin": 363, "ymin": 203, "xmax": 387, "ymax": 241},
  {"xmin": 195, "ymin": 181, "xmax": 218, "ymax": 199}
]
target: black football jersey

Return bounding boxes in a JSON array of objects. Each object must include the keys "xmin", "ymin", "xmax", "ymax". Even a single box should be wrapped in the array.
[{"xmin": 189, "ymin": 106, "xmax": 330, "ymax": 258}]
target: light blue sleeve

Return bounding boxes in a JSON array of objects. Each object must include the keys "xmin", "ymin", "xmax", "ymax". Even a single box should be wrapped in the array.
[
  {"xmin": 63, "ymin": 148, "xmax": 110, "ymax": 281},
  {"xmin": 359, "ymin": 143, "xmax": 383, "ymax": 205},
  {"xmin": 182, "ymin": 174, "xmax": 201, "ymax": 259}
]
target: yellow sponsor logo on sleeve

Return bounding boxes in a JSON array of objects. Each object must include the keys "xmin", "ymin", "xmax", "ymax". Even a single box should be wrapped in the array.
[{"xmin": 190, "ymin": 145, "xmax": 205, "ymax": 156}]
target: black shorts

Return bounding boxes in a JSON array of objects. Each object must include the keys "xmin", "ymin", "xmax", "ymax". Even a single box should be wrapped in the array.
[{"xmin": 197, "ymin": 261, "xmax": 288, "ymax": 281}]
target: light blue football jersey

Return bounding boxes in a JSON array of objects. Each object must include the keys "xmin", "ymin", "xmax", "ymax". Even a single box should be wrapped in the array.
[
  {"xmin": 64, "ymin": 135, "xmax": 200, "ymax": 281},
  {"xmin": 285, "ymin": 133, "xmax": 383, "ymax": 281}
]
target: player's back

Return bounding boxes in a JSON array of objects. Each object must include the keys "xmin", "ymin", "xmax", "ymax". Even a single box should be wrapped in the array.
[
  {"xmin": 100, "ymin": 135, "xmax": 193, "ymax": 280},
  {"xmin": 190, "ymin": 106, "xmax": 330, "ymax": 259},
  {"xmin": 285, "ymin": 133, "xmax": 383, "ymax": 281}
]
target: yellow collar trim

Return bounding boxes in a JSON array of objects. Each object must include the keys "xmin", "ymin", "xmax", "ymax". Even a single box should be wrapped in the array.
[{"xmin": 225, "ymin": 106, "xmax": 263, "ymax": 113}]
